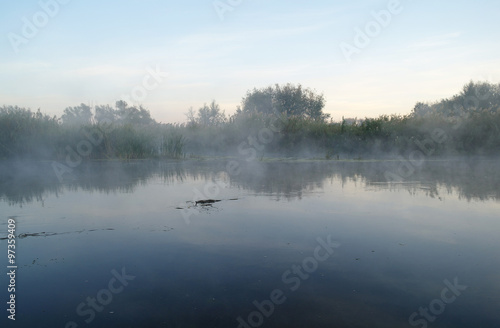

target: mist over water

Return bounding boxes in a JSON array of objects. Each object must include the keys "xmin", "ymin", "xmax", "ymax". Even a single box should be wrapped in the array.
[
  {"xmin": 2, "ymin": 0, "xmax": 500, "ymax": 326},
  {"xmin": 1, "ymin": 158, "xmax": 499, "ymax": 205},
  {"xmin": 0, "ymin": 158, "xmax": 499, "ymax": 327}
]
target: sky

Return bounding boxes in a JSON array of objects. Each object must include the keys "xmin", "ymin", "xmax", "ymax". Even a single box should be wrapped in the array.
[{"xmin": 1, "ymin": 0, "xmax": 500, "ymax": 123}]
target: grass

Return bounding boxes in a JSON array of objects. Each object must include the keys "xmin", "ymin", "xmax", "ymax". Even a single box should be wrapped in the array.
[{"xmin": 0, "ymin": 106, "xmax": 187, "ymax": 160}]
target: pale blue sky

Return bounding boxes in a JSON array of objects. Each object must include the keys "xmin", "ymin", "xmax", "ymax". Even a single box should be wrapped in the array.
[{"xmin": 1, "ymin": 0, "xmax": 500, "ymax": 122}]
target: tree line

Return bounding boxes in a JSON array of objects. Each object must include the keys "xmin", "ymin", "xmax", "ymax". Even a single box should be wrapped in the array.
[{"xmin": 0, "ymin": 81, "xmax": 499, "ymax": 160}]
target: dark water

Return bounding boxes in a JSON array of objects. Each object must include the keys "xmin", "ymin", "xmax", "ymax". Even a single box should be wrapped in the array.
[{"xmin": 0, "ymin": 159, "xmax": 499, "ymax": 328}]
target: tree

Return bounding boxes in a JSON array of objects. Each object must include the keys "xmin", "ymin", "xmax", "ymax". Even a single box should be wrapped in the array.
[
  {"xmin": 417, "ymin": 81, "xmax": 500, "ymax": 117},
  {"xmin": 455, "ymin": 81, "xmax": 500, "ymax": 112},
  {"xmin": 61, "ymin": 103, "xmax": 93, "ymax": 125},
  {"xmin": 241, "ymin": 86, "xmax": 275, "ymax": 115},
  {"xmin": 412, "ymin": 102, "xmax": 433, "ymax": 117},
  {"xmin": 114, "ymin": 101, "xmax": 156, "ymax": 125},
  {"xmin": 241, "ymin": 83, "xmax": 329, "ymax": 121},
  {"xmin": 185, "ymin": 100, "xmax": 226, "ymax": 126},
  {"xmin": 95, "ymin": 104, "xmax": 117, "ymax": 124},
  {"xmin": 185, "ymin": 107, "xmax": 197, "ymax": 126}
]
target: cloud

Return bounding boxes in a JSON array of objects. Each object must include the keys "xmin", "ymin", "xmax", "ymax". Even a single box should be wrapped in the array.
[
  {"xmin": 408, "ymin": 32, "xmax": 461, "ymax": 49},
  {"xmin": 177, "ymin": 22, "xmax": 331, "ymax": 48},
  {"xmin": 0, "ymin": 60, "xmax": 52, "ymax": 72},
  {"xmin": 66, "ymin": 65, "xmax": 142, "ymax": 78},
  {"xmin": 222, "ymin": 64, "xmax": 313, "ymax": 80}
]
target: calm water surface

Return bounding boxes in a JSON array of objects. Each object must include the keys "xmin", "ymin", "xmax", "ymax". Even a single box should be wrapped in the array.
[{"xmin": 0, "ymin": 159, "xmax": 499, "ymax": 327}]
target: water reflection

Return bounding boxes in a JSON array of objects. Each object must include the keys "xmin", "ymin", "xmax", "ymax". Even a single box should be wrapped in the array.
[
  {"xmin": 1, "ymin": 158, "xmax": 499, "ymax": 206},
  {"xmin": 0, "ymin": 158, "xmax": 499, "ymax": 328}
]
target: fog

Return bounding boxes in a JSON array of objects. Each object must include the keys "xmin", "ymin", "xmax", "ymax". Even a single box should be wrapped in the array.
[
  {"xmin": 1, "ymin": 81, "xmax": 499, "ymax": 165},
  {"xmin": 3, "ymin": 1, "xmax": 500, "ymax": 326},
  {"xmin": 2, "ymin": 158, "xmax": 499, "ymax": 207}
]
